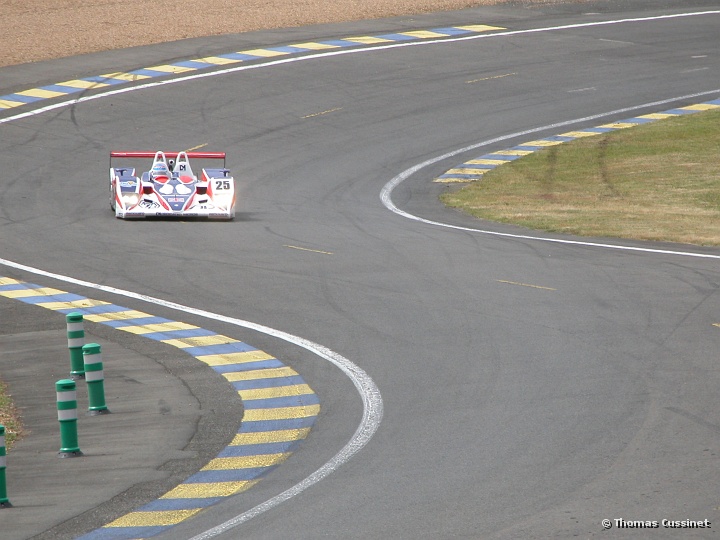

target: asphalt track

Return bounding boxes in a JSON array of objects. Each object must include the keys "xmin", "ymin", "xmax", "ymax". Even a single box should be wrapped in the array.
[{"xmin": 2, "ymin": 0, "xmax": 720, "ymax": 538}]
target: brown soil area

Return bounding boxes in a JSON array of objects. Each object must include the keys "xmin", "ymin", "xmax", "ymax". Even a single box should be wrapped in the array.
[{"xmin": 2, "ymin": 0, "xmax": 567, "ymax": 68}]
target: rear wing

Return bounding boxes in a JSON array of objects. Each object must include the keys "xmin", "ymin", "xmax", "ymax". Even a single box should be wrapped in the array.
[{"xmin": 110, "ymin": 151, "xmax": 226, "ymax": 167}]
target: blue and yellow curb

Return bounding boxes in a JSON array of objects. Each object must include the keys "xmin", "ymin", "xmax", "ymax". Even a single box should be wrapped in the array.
[
  {"xmin": 0, "ymin": 24, "xmax": 504, "ymax": 112},
  {"xmin": 435, "ymin": 100, "xmax": 720, "ymax": 183},
  {"xmin": 0, "ymin": 276, "xmax": 318, "ymax": 538}
]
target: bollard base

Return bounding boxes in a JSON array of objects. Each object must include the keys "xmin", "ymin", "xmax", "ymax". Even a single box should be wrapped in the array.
[
  {"xmin": 87, "ymin": 408, "xmax": 111, "ymax": 416},
  {"xmin": 58, "ymin": 450, "xmax": 83, "ymax": 458},
  {"xmin": 0, "ymin": 501, "xmax": 12, "ymax": 508},
  {"xmin": 70, "ymin": 373, "xmax": 85, "ymax": 381}
]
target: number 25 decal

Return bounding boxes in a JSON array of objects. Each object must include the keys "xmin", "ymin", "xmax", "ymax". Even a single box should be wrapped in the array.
[{"xmin": 214, "ymin": 179, "xmax": 231, "ymax": 190}]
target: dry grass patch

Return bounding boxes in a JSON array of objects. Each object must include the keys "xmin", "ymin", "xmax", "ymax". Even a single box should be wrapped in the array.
[
  {"xmin": 442, "ymin": 109, "xmax": 720, "ymax": 245},
  {"xmin": 0, "ymin": 377, "xmax": 25, "ymax": 450}
]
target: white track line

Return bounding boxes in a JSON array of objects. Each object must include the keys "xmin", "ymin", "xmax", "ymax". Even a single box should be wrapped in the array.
[{"xmin": 380, "ymin": 90, "xmax": 720, "ymax": 261}]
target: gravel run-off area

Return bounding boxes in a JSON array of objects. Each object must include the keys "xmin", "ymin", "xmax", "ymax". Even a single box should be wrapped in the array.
[{"xmin": 2, "ymin": 0, "xmax": 565, "ymax": 68}]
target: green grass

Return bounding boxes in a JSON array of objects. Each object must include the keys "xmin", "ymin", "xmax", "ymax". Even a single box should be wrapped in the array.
[{"xmin": 441, "ymin": 109, "xmax": 720, "ymax": 246}]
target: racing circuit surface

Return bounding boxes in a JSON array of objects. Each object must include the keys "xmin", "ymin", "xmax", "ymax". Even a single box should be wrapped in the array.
[{"xmin": 2, "ymin": 1, "xmax": 720, "ymax": 538}]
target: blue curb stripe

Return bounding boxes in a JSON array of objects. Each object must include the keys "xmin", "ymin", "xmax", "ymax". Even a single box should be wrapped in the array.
[
  {"xmin": 102, "ymin": 316, "xmax": 172, "ymax": 327},
  {"xmin": 435, "ymin": 99, "xmax": 720, "ymax": 183},
  {"xmin": 138, "ymin": 497, "xmax": 224, "ymax": 511},
  {"xmin": 242, "ymin": 394, "xmax": 322, "ymax": 409},
  {"xmin": 232, "ymin": 375, "xmax": 307, "ymax": 390},
  {"xmin": 78, "ymin": 525, "xmax": 170, "ymax": 539},
  {"xmin": 240, "ymin": 416, "xmax": 318, "ymax": 432},
  {"xmin": 186, "ymin": 468, "xmax": 272, "ymax": 483},
  {"xmin": 141, "ymin": 327, "xmax": 217, "ymax": 341},
  {"xmin": 0, "ymin": 23, "xmax": 505, "ymax": 112},
  {"xmin": 0, "ymin": 276, "xmax": 319, "ymax": 539},
  {"xmin": 218, "ymin": 441, "xmax": 298, "ymax": 457},
  {"xmin": 212, "ymin": 359, "xmax": 286, "ymax": 373}
]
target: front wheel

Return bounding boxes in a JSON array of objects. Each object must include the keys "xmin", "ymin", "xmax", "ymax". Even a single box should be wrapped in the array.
[{"xmin": 109, "ymin": 180, "xmax": 116, "ymax": 211}]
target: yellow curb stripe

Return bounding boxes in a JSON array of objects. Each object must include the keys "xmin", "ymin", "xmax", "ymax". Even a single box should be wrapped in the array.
[
  {"xmin": 637, "ymin": 112, "xmax": 679, "ymax": 120},
  {"xmin": 223, "ymin": 367, "xmax": 298, "ymax": 381},
  {"xmin": 56, "ymin": 79, "xmax": 110, "ymax": 89},
  {"xmin": 195, "ymin": 350, "xmax": 275, "ymax": 365},
  {"xmin": 0, "ymin": 99, "xmax": 26, "ymax": 108},
  {"xmin": 120, "ymin": 321, "xmax": 200, "ymax": 335},
  {"xmin": 400, "ymin": 30, "xmax": 449, "ymax": 38},
  {"xmin": 100, "ymin": 71, "xmax": 151, "ymax": 81},
  {"xmin": 162, "ymin": 335, "xmax": 238, "ymax": 348},
  {"xmin": 492, "ymin": 149, "xmax": 535, "ymax": 156},
  {"xmin": 680, "ymin": 103, "xmax": 720, "ymax": 111},
  {"xmin": 84, "ymin": 310, "xmax": 154, "ymax": 323},
  {"xmin": 343, "ymin": 36, "xmax": 393, "ymax": 44},
  {"xmin": 202, "ymin": 453, "xmax": 290, "ymax": 470},
  {"xmin": 456, "ymin": 24, "xmax": 506, "ymax": 32},
  {"xmin": 145, "ymin": 64, "xmax": 197, "ymax": 74},
  {"xmin": 467, "ymin": 159, "xmax": 508, "ymax": 166},
  {"xmin": 196, "ymin": 55, "xmax": 243, "ymax": 65},
  {"xmin": 237, "ymin": 384, "xmax": 314, "ymax": 401},
  {"xmin": 106, "ymin": 509, "xmax": 202, "ymax": 527},
  {"xmin": 161, "ymin": 481, "xmax": 258, "ymax": 499},
  {"xmin": 230, "ymin": 428, "xmax": 311, "ymax": 445},
  {"xmin": 598, "ymin": 122, "xmax": 640, "ymax": 129},
  {"xmin": 242, "ymin": 404, "xmax": 321, "ymax": 421},
  {"xmin": 290, "ymin": 41, "xmax": 340, "ymax": 50},
  {"xmin": 35, "ymin": 299, "xmax": 111, "ymax": 310},
  {"xmin": 559, "ymin": 130, "xmax": 604, "ymax": 138},
  {"xmin": 0, "ymin": 287, "xmax": 65, "ymax": 298},
  {"xmin": 241, "ymin": 48, "xmax": 288, "ymax": 57},
  {"xmin": 445, "ymin": 168, "xmax": 490, "ymax": 175},
  {"xmin": 15, "ymin": 88, "xmax": 67, "ymax": 99}
]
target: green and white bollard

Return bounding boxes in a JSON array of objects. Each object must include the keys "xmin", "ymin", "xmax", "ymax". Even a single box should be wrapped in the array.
[
  {"xmin": 0, "ymin": 425, "xmax": 11, "ymax": 507},
  {"xmin": 56, "ymin": 380, "xmax": 83, "ymax": 458},
  {"xmin": 66, "ymin": 312, "xmax": 85, "ymax": 380},
  {"xmin": 82, "ymin": 344, "xmax": 110, "ymax": 415}
]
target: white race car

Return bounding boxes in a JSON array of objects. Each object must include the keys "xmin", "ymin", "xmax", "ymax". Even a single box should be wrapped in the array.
[{"xmin": 109, "ymin": 151, "xmax": 235, "ymax": 220}]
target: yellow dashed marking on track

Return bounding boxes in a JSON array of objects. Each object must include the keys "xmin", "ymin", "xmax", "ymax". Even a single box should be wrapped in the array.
[
  {"xmin": 466, "ymin": 72, "xmax": 515, "ymax": 83},
  {"xmin": 496, "ymin": 280, "xmax": 556, "ymax": 291},
  {"xmin": 284, "ymin": 245, "xmax": 333, "ymax": 255},
  {"xmin": 302, "ymin": 107, "xmax": 343, "ymax": 119}
]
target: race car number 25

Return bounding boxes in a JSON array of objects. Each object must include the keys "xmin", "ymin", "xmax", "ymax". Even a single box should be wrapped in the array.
[{"xmin": 214, "ymin": 180, "xmax": 231, "ymax": 190}]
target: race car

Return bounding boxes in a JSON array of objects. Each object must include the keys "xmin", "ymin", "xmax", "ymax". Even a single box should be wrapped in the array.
[{"xmin": 109, "ymin": 150, "xmax": 235, "ymax": 220}]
